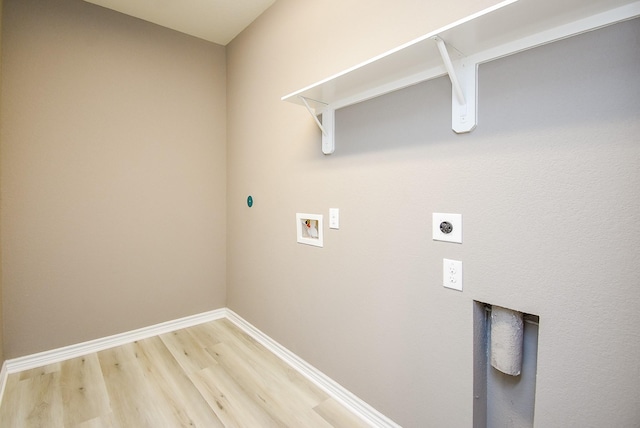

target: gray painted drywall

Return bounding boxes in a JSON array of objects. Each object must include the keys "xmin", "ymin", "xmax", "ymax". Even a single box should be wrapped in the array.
[
  {"xmin": 1, "ymin": 0, "xmax": 227, "ymax": 357},
  {"xmin": 226, "ymin": 14, "xmax": 640, "ymax": 427}
]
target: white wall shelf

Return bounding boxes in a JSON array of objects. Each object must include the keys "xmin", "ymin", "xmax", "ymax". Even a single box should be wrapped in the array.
[{"xmin": 282, "ymin": 0, "xmax": 640, "ymax": 154}]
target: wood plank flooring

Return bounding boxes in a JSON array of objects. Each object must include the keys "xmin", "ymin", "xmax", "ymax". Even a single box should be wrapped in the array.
[{"xmin": 0, "ymin": 318, "xmax": 370, "ymax": 428}]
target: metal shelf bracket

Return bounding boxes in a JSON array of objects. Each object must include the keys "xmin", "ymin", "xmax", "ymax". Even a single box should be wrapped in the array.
[
  {"xmin": 300, "ymin": 96, "xmax": 335, "ymax": 154},
  {"xmin": 432, "ymin": 36, "xmax": 477, "ymax": 133}
]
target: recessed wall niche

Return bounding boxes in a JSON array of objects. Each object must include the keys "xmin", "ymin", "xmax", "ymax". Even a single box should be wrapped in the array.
[{"xmin": 473, "ymin": 301, "xmax": 540, "ymax": 428}]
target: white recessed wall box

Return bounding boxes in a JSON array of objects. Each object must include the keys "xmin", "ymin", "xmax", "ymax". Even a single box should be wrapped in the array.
[
  {"xmin": 296, "ymin": 213, "xmax": 323, "ymax": 247},
  {"xmin": 433, "ymin": 213, "xmax": 462, "ymax": 243}
]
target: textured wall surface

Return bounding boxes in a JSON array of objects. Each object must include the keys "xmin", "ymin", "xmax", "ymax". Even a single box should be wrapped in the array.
[
  {"xmin": 226, "ymin": 1, "xmax": 640, "ymax": 425},
  {"xmin": 0, "ymin": 0, "xmax": 4, "ymax": 365},
  {"xmin": 1, "ymin": 1, "xmax": 639, "ymax": 426},
  {"xmin": 0, "ymin": 0, "xmax": 228, "ymax": 357}
]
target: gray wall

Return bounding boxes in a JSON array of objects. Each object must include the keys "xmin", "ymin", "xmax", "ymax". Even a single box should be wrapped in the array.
[
  {"xmin": 0, "ymin": 0, "xmax": 228, "ymax": 358},
  {"xmin": 2, "ymin": 1, "xmax": 638, "ymax": 426},
  {"xmin": 227, "ymin": 4, "xmax": 640, "ymax": 426},
  {"xmin": 0, "ymin": 0, "xmax": 4, "ymax": 365}
]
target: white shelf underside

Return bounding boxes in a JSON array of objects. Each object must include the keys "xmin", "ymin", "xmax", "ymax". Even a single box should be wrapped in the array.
[{"xmin": 281, "ymin": 0, "xmax": 640, "ymax": 153}]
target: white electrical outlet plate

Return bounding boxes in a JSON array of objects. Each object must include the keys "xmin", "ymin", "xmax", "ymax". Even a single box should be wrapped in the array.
[
  {"xmin": 329, "ymin": 208, "xmax": 339, "ymax": 229},
  {"xmin": 433, "ymin": 213, "xmax": 462, "ymax": 243},
  {"xmin": 443, "ymin": 259, "xmax": 463, "ymax": 291}
]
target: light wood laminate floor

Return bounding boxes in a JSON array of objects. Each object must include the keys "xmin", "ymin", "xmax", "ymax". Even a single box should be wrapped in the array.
[{"xmin": 0, "ymin": 318, "xmax": 370, "ymax": 427}]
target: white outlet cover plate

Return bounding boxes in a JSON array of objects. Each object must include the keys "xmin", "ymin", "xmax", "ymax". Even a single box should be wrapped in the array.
[
  {"xmin": 329, "ymin": 208, "xmax": 339, "ymax": 229},
  {"xmin": 443, "ymin": 258, "xmax": 463, "ymax": 291},
  {"xmin": 433, "ymin": 213, "xmax": 462, "ymax": 243}
]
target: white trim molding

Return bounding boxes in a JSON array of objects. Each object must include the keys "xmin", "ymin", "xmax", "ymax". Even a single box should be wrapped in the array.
[
  {"xmin": 3, "ymin": 309, "xmax": 227, "ymax": 375},
  {"xmin": 0, "ymin": 362, "xmax": 8, "ymax": 406},
  {"xmin": 0, "ymin": 308, "xmax": 399, "ymax": 428},
  {"xmin": 225, "ymin": 309, "xmax": 401, "ymax": 428}
]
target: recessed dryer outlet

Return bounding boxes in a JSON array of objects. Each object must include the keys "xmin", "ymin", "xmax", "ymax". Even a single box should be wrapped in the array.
[{"xmin": 433, "ymin": 213, "xmax": 462, "ymax": 243}]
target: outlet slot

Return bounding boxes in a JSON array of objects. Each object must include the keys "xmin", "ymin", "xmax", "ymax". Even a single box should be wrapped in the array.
[{"xmin": 433, "ymin": 213, "xmax": 462, "ymax": 243}]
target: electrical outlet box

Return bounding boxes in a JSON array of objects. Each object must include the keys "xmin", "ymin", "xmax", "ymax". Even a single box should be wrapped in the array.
[
  {"xmin": 433, "ymin": 213, "xmax": 462, "ymax": 243},
  {"xmin": 329, "ymin": 208, "xmax": 339, "ymax": 229},
  {"xmin": 443, "ymin": 259, "xmax": 463, "ymax": 291}
]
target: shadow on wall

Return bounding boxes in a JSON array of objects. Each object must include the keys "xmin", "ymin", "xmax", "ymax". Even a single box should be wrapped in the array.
[
  {"xmin": 334, "ymin": 76, "xmax": 455, "ymax": 156},
  {"xmin": 323, "ymin": 18, "xmax": 640, "ymax": 157}
]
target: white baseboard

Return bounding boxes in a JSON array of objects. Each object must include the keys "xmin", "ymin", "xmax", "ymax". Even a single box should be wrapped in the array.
[
  {"xmin": 0, "ymin": 307, "xmax": 399, "ymax": 428},
  {"xmin": 0, "ymin": 361, "xmax": 7, "ymax": 407},
  {"xmin": 4, "ymin": 308, "xmax": 227, "ymax": 374},
  {"xmin": 225, "ymin": 309, "xmax": 401, "ymax": 428}
]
